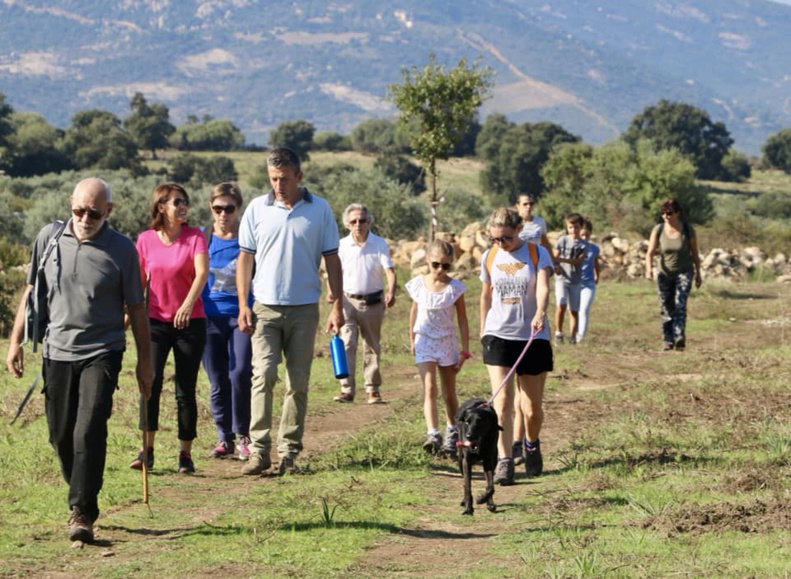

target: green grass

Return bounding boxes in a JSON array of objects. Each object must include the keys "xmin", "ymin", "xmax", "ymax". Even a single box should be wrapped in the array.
[{"xmin": 1, "ymin": 274, "xmax": 790, "ymax": 577}]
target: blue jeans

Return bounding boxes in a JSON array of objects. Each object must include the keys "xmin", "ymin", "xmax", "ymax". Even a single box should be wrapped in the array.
[
  {"xmin": 202, "ymin": 316, "xmax": 252, "ymax": 442},
  {"xmin": 656, "ymin": 271, "xmax": 693, "ymax": 343},
  {"xmin": 43, "ymin": 351, "xmax": 123, "ymax": 521}
]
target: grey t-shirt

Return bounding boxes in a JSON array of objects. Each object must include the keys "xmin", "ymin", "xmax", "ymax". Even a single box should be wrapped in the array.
[
  {"xmin": 554, "ymin": 235, "xmax": 588, "ymax": 285},
  {"xmin": 28, "ymin": 221, "xmax": 144, "ymax": 362}
]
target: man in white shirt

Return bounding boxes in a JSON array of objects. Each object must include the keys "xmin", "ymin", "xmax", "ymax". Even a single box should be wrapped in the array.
[{"xmin": 330, "ymin": 204, "xmax": 397, "ymax": 405}]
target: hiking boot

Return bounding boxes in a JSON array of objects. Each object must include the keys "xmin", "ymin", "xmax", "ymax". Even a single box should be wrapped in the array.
[
  {"xmin": 333, "ymin": 392, "xmax": 354, "ymax": 403},
  {"xmin": 367, "ymin": 391, "xmax": 384, "ymax": 405},
  {"xmin": 662, "ymin": 342, "xmax": 674, "ymax": 351},
  {"xmin": 512, "ymin": 440, "xmax": 524, "ymax": 466},
  {"xmin": 493, "ymin": 458, "xmax": 515, "ymax": 486},
  {"xmin": 554, "ymin": 332, "xmax": 564, "ymax": 346},
  {"xmin": 422, "ymin": 432, "xmax": 442, "ymax": 455},
  {"xmin": 568, "ymin": 335, "xmax": 577, "ymax": 345},
  {"xmin": 211, "ymin": 440, "xmax": 235, "ymax": 458},
  {"xmin": 241, "ymin": 453, "xmax": 271, "ymax": 475},
  {"xmin": 523, "ymin": 439, "xmax": 543, "ymax": 477},
  {"xmin": 442, "ymin": 425, "xmax": 459, "ymax": 459},
  {"xmin": 178, "ymin": 451, "xmax": 195, "ymax": 474},
  {"xmin": 130, "ymin": 447, "xmax": 154, "ymax": 470},
  {"xmin": 674, "ymin": 337, "xmax": 686, "ymax": 351},
  {"xmin": 276, "ymin": 455, "xmax": 299, "ymax": 476},
  {"xmin": 68, "ymin": 507, "xmax": 94, "ymax": 543},
  {"xmin": 237, "ymin": 435, "xmax": 251, "ymax": 461}
]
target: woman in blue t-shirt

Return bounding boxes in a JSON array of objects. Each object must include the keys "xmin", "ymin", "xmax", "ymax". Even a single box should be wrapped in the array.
[{"xmin": 201, "ymin": 183, "xmax": 253, "ymax": 460}]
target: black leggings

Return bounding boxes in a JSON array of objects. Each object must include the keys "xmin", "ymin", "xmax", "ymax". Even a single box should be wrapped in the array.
[{"xmin": 140, "ymin": 318, "xmax": 206, "ymax": 440}]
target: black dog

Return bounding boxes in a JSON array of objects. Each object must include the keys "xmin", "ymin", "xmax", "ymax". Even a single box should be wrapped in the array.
[{"xmin": 455, "ymin": 397, "xmax": 502, "ymax": 515}]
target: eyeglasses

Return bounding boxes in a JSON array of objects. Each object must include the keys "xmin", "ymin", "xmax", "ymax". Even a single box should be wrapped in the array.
[
  {"xmin": 72, "ymin": 207, "xmax": 105, "ymax": 220},
  {"xmin": 430, "ymin": 261, "xmax": 451, "ymax": 270},
  {"xmin": 163, "ymin": 197, "xmax": 189, "ymax": 207},
  {"xmin": 212, "ymin": 204, "xmax": 237, "ymax": 215},
  {"xmin": 349, "ymin": 218, "xmax": 368, "ymax": 225},
  {"xmin": 489, "ymin": 235, "xmax": 514, "ymax": 245}
]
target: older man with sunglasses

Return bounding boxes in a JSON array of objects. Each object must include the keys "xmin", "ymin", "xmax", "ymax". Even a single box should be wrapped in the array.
[
  {"xmin": 329, "ymin": 204, "xmax": 397, "ymax": 405},
  {"xmin": 5, "ymin": 177, "xmax": 153, "ymax": 544}
]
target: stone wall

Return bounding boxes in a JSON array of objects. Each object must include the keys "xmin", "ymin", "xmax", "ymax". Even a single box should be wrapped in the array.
[{"xmin": 389, "ymin": 221, "xmax": 791, "ymax": 283}]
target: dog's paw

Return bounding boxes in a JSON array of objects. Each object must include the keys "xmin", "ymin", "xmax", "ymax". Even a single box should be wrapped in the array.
[
  {"xmin": 475, "ymin": 489, "xmax": 494, "ymax": 504},
  {"xmin": 487, "ymin": 503, "xmax": 497, "ymax": 513}
]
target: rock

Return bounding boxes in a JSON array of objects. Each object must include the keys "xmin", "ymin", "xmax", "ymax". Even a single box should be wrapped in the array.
[
  {"xmin": 776, "ymin": 275, "xmax": 791, "ymax": 283},
  {"xmin": 410, "ymin": 248, "xmax": 426, "ymax": 269}
]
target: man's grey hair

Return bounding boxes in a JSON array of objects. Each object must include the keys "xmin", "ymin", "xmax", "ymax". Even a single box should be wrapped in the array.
[{"xmin": 342, "ymin": 203, "xmax": 374, "ymax": 228}]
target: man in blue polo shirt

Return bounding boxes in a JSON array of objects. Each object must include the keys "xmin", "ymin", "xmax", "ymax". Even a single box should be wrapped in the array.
[{"xmin": 236, "ymin": 148, "xmax": 344, "ymax": 476}]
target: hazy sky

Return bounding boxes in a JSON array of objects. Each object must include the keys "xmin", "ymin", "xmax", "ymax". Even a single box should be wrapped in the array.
[{"xmin": 770, "ymin": 0, "xmax": 791, "ymax": 4}]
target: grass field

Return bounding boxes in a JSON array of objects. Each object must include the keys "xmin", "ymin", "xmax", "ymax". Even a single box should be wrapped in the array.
[{"xmin": 1, "ymin": 272, "xmax": 789, "ymax": 577}]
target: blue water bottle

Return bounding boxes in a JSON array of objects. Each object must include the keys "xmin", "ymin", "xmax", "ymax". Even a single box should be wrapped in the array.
[{"xmin": 330, "ymin": 334, "xmax": 349, "ymax": 379}]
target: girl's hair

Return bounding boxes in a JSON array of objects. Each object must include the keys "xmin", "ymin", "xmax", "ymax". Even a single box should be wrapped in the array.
[
  {"xmin": 565, "ymin": 212, "xmax": 584, "ymax": 226},
  {"xmin": 148, "ymin": 183, "xmax": 189, "ymax": 231},
  {"xmin": 582, "ymin": 216, "xmax": 593, "ymax": 232},
  {"xmin": 210, "ymin": 182, "xmax": 244, "ymax": 207},
  {"xmin": 427, "ymin": 239, "xmax": 454, "ymax": 260},
  {"xmin": 486, "ymin": 207, "xmax": 522, "ymax": 230},
  {"xmin": 660, "ymin": 198, "xmax": 683, "ymax": 214}
]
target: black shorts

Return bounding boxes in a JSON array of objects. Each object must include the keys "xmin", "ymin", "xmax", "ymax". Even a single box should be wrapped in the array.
[{"xmin": 481, "ymin": 335, "xmax": 554, "ymax": 376}]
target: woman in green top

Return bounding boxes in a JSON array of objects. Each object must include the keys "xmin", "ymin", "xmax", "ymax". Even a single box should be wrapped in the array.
[{"xmin": 644, "ymin": 199, "xmax": 702, "ymax": 351}]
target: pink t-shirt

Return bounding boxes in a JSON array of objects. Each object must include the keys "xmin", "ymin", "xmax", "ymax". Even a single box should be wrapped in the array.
[{"xmin": 136, "ymin": 226, "xmax": 208, "ymax": 322}]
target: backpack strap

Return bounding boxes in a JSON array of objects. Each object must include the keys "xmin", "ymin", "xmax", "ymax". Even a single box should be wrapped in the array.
[
  {"xmin": 484, "ymin": 245, "xmax": 499, "ymax": 277},
  {"xmin": 204, "ymin": 223, "xmax": 214, "ymax": 248}
]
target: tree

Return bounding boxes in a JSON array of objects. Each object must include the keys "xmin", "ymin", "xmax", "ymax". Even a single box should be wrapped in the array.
[
  {"xmin": 168, "ymin": 154, "xmax": 237, "ymax": 186},
  {"xmin": 476, "ymin": 113, "xmax": 514, "ymax": 161},
  {"xmin": 5, "ymin": 112, "xmax": 72, "ymax": 176},
  {"xmin": 123, "ymin": 92, "xmax": 175, "ymax": 159},
  {"xmin": 268, "ymin": 120, "xmax": 315, "ymax": 161},
  {"xmin": 479, "ymin": 121, "xmax": 579, "ymax": 202},
  {"xmin": 312, "ymin": 131, "xmax": 351, "ymax": 152},
  {"xmin": 350, "ymin": 118, "xmax": 409, "ymax": 154},
  {"xmin": 0, "ymin": 93, "xmax": 14, "ymax": 171},
  {"xmin": 762, "ymin": 128, "xmax": 791, "ymax": 173},
  {"xmin": 541, "ymin": 139, "xmax": 713, "ymax": 234},
  {"xmin": 60, "ymin": 109, "xmax": 143, "ymax": 173},
  {"xmin": 623, "ymin": 99, "xmax": 734, "ymax": 181},
  {"xmin": 170, "ymin": 118, "xmax": 245, "ymax": 151},
  {"xmin": 389, "ymin": 54, "xmax": 494, "ymax": 205}
]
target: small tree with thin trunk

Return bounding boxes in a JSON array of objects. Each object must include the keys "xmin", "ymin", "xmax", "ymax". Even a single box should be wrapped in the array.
[{"xmin": 389, "ymin": 54, "xmax": 493, "ymax": 236}]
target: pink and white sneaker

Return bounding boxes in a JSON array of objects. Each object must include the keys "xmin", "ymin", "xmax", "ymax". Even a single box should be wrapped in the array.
[{"xmin": 237, "ymin": 436, "xmax": 251, "ymax": 461}]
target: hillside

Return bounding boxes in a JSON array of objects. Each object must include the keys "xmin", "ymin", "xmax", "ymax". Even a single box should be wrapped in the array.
[{"xmin": 0, "ymin": 0, "xmax": 790, "ymax": 154}]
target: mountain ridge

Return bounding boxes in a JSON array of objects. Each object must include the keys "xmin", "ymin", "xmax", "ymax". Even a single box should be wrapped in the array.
[{"xmin": 0, "ymin": 0, "xmax": 789, "ymax": 154}]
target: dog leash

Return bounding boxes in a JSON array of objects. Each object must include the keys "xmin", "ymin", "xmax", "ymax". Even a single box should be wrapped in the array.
[{"xmin": 487, "ymin": 327, "xmax": 537, "ymax": 406}]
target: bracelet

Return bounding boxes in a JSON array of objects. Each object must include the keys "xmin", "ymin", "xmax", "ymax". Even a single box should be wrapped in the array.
[{"xmin": 460, "ymin": 350, "xmax": 472, "ymax": 360}]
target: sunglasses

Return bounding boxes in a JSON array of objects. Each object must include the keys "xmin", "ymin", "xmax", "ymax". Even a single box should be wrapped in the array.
[
  {"xmin": 430, "ymin": 261, "xmax": 451, "ymax": 270},
  {"xmin": 661, "ymin": 210, "xmax": 675, "ymax": 216},
  {"xmin": 164, "ymin": 197, "xmax": 189, "ymax": 207},
  {"xmin": 489, "ymin": 235, "xmax": 514, "ymax": 245},
  {"xmin": 212, "ymin": 204, "xmax": 237, "ymax": 215},
  {"xmin": 72, "ymin": 207, "xmax": 105, "ymax": 220},
  {"xmin": 349, "ymin": 218, "xmax": 368, "ymax": 225}
]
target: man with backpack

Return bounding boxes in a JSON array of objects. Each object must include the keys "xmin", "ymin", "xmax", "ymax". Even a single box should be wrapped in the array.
[{"xmin": 5, "ymin": 177, "xmax": 153, "ymax": 544}]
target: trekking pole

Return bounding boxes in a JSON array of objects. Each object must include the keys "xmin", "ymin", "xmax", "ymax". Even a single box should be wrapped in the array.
[
  {"xmin": 9, "ymin": 374, "xmax": 43, "ymax": 426},
  {"xmin": 141, "ymin": 398, "xmax": 152, "ymax": 516}
]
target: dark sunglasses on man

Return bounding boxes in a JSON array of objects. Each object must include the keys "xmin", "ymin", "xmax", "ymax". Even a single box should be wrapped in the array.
[{"xmin": 430, "ymin": 261, "xmax": 451, "ymax": 270}]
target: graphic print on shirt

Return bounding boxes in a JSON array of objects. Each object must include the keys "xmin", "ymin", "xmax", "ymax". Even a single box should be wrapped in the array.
[
  {"xmin": 210, "ymin": 257, "xmax": 239, "ymax": 295},
  {"xmin": 495, "ymin": 261, "xmax": 529, "ymax": 305}
]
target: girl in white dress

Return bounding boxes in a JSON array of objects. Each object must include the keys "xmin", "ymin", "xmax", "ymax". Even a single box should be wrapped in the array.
[{"xmin": 406, "ymin": 239, "xmax": 470, "ymax": 457}]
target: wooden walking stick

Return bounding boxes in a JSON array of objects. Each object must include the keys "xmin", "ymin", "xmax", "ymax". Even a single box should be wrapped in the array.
[{"xmin": 141, "ymin": 397, "xmax": 152, "ymax": 516}]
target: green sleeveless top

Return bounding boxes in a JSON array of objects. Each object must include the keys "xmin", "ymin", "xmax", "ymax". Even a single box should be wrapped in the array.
[{"xmin": 654, "ymin": 222, "xmax": 695, "ymax": 276}]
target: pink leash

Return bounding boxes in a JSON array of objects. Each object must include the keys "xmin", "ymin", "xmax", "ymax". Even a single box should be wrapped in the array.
[{"xmin": 487, "ymin": 328, "xmax": 537, "ymax": 406}]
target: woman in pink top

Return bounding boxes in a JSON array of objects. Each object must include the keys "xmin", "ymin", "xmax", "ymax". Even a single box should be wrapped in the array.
[{"xmin": 131, "ymin": 183, "xmax": 209, "ymax": 474}]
